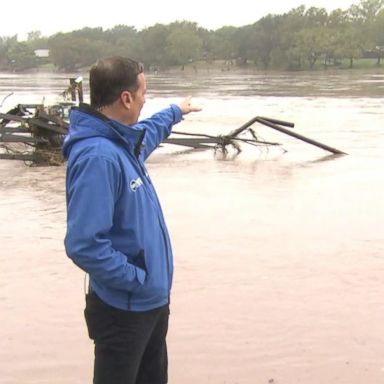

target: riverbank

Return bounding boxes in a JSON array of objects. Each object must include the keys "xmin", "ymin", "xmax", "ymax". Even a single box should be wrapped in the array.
[{"xmin": 1, "ymin": 57, "xmax": 383, "ymax": 76}]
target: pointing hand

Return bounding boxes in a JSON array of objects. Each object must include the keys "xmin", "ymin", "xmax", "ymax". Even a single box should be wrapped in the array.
[{"xmin": 179, "ymin": 96, "xmax": 202, "ymax": 115}]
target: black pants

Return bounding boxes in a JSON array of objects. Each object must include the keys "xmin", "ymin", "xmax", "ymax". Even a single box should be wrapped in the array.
[{"xmin": 84, "ymin": 291, "xmax": 169, "ymax": 384}]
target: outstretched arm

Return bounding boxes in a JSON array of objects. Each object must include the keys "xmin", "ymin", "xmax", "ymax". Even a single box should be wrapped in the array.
[{"xmin": 138, "ymin": 96, "xmax": 202, "ymax": 159}]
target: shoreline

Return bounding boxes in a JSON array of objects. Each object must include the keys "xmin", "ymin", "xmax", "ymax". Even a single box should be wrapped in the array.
[{"xmin": 1, "ymin": 58, "xmax": 383, "ymax": 76}]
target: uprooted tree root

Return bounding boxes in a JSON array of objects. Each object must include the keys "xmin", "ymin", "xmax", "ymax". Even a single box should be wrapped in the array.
[{"xmin": 214, "ymin": 136, "xmax": 242, "ymax": 157}]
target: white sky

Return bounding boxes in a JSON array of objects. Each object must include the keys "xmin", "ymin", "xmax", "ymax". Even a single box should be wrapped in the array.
[{"xmin": 1, "ymin": 0, "xmax": 359, "ymax": 40}]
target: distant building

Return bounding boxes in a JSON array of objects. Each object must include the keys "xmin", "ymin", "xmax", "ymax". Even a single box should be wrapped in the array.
[{"xmin": 34, "ymin": 49, "xmax": 50, "ymax": 58}]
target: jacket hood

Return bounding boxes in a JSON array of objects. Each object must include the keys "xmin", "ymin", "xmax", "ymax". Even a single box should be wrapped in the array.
[{"xmin": 62, "ymin": 103, "xmax": 145, "ymax": 159}]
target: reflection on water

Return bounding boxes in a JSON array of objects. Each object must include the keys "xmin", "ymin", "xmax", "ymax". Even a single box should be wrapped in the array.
[{"xmin": 0, "ymin": 71, "xmax": 384, "ymax": 384}]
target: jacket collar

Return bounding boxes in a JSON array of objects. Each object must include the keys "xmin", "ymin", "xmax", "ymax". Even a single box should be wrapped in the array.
[{"xmin": 74, "ymin": 103, "xmax": 145, "ymax": 157}]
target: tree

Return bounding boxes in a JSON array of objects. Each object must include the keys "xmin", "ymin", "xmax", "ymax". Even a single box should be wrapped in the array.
[
  {"xmin": 208, "ymin": 26, "xmax": 237, "ymax": 62},
  {"xmin": 165, "ymin": 21, "xmax": 203, "ymax": 68},
  {"xmin": 104, "ymin": 25, "xmax": 140, "ymax": 58},
  {"xmin": 277, "ymin": 6, "xmax": 308, "ymax": 69},
  {"xmin": 1, "ymin": 1, "xmax": 384, "ymax": 73},
  {"xmin": 48, "ymin": 33, "xmax": 103, "ymax": 71},
  {"xmin": 251, "ymin": 15, "xmax": 284, "ymax": 69},
  {"xmin": 27, "ymin": 30, "xmax": 42, "ymax": 41},
  {"xmin": 373, "ymin": 8, "xmax": 384, "ymax": 64},
  {"xmin": 293, "ymin": 27, "xmax": 327, "ymax": 69},
  {"xmin": 26, "ymin": 30, "xmax": 48, "ymax": 52},
  {"xmin": 138, "ymin": 24, "xmax": 170, "ymax": 69},
  {"xmin": 349, "ymin": 0, "xmax": 384, "ymax": 21},
  {"xmin": 327, "ymin": 9, "xmax": 362, "ymax": 68},
  {"xmin": 305, "ymin": 6, "xmax": 328, "ymax": 27},
  {"xmin": 348, "ymin": 0, "xmax": 384, "ymax": 65},
  {"xmin": 7, "ymin": 42, "xmax": 37, "ymax": 71},
  {"xmin": 0, "ymin": 35, "xmax": 17, "ymax": 69}
]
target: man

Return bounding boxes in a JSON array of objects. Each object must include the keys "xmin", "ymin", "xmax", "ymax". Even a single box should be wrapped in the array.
[{"xmin": 63, "ymin": 56, "xmax": 201, "ymax": 384}]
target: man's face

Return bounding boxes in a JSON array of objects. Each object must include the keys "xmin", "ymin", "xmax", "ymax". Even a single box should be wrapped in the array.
[{"xmin": 129, "ymin": 72, "xmax": 146, "ymax": 124}]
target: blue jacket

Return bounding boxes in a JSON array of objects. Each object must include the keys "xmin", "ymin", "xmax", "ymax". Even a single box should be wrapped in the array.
[{"xmin": 63, "ymin": 103, "xmax": 183, "ymax": 311}]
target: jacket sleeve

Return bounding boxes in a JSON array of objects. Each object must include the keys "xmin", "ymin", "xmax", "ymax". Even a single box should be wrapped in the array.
[
  {"xmin": 64, "ymin": 155, "xmax": 146, "ymax": 291},
  {"xmin": 135, "ymin": 104, "xmax": 182, "ymax": 160}
]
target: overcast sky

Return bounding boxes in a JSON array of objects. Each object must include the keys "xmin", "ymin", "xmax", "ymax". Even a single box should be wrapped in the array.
[{"xmin": 2, "ymin": 0, "xmax": 359, "ymax": 40}]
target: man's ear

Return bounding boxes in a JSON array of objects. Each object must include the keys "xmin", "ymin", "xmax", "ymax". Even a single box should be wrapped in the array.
[{"xmin": 120, "ymin": 90, "xmax": 133, "ymax": 110}]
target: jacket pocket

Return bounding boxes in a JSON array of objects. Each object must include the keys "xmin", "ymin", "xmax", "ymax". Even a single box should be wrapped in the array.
[{"xmin": 132, "ymin": 249, "xmax": 147, "ymax": 274}]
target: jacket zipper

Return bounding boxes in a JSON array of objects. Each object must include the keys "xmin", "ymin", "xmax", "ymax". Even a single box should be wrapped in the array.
[{"xmin": 109, "ymin": 123, "xmax": 171, "ymax": 307}]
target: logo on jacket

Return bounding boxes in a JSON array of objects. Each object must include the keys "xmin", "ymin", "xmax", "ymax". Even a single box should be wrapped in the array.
[{"xmin": 130, "ymin": 177, "xmax": 143, "ymax": 192}]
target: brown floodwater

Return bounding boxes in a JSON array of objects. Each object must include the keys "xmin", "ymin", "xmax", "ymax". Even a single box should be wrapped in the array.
[{"xmin": 1, "ymin": 70, "xmax": 384, "ymax": 383}]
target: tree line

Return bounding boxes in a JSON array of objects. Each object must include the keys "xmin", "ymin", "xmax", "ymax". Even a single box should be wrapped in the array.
[{"xmin": 0, "ymin": 0, "xmax": 383, "ymax": 72}]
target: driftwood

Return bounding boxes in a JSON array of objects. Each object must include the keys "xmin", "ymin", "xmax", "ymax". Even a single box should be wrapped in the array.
[
  {"xmin": 0, "ymin": 78, "xmax": 285, "ymax": 164},
  {"xmin": 169, "ymin": 115, "xmax": 346, "ymax": 156},
  {"xmin": 0, "ymin": 107, "xmax": 283, "ymax": 164},
  {"xmin": 0, "ymin": 108, "xmax": 346, "ymax": 165},
  {"xmin": 0, "ymin": 78, "xmax": 346, "ymax": 165},
  {"xmin": 255, "ymin": 117, "xmax": 346, "ymax": 155},
  {"xmin": 0, "ymin": 103, "xmax": 70, "ymax": 164},
  {"xmin": 0, "ymin": 78, "xmax": 79, "ymax": 165}
]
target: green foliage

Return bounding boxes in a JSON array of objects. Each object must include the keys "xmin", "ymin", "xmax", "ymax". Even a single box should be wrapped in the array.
[
  {"xmin": 139, "ymin": 24, "xmax": 170, "ymax": 68},
  {"xmin": 6, "ymin": 41, "xmax": 37, "ymax": 71},
  {"xmin": 0, "ymin": 1, "xmax": 383, "ymax": 72},
  {"xmin": 0, "ymin": 35, "xmax": 17, "ymax": 69},
  {"xmin": 104, "ymin": 25, "xmax": 140, "ymax": 58},
  {"xmin": 207, "ymin": 26, "xmax": 237, "ymax": 61},
  {"xmin": 164, "ymin": 21, "xmax": 203, "ymax": 67},
  {"xmin": 48, "ymin": 33, "xmax": 103, "ymax": 71}
]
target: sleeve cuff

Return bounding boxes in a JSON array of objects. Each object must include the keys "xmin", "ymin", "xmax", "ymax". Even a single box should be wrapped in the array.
[{"xmin": 170, "ymin": 104, "xmax": 183, "ymax": 123}]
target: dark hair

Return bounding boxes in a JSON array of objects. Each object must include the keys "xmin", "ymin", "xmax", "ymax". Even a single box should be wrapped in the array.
[{"xmin": 89, "ymin": 56, "xmax": 144, "ymax": 109}]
